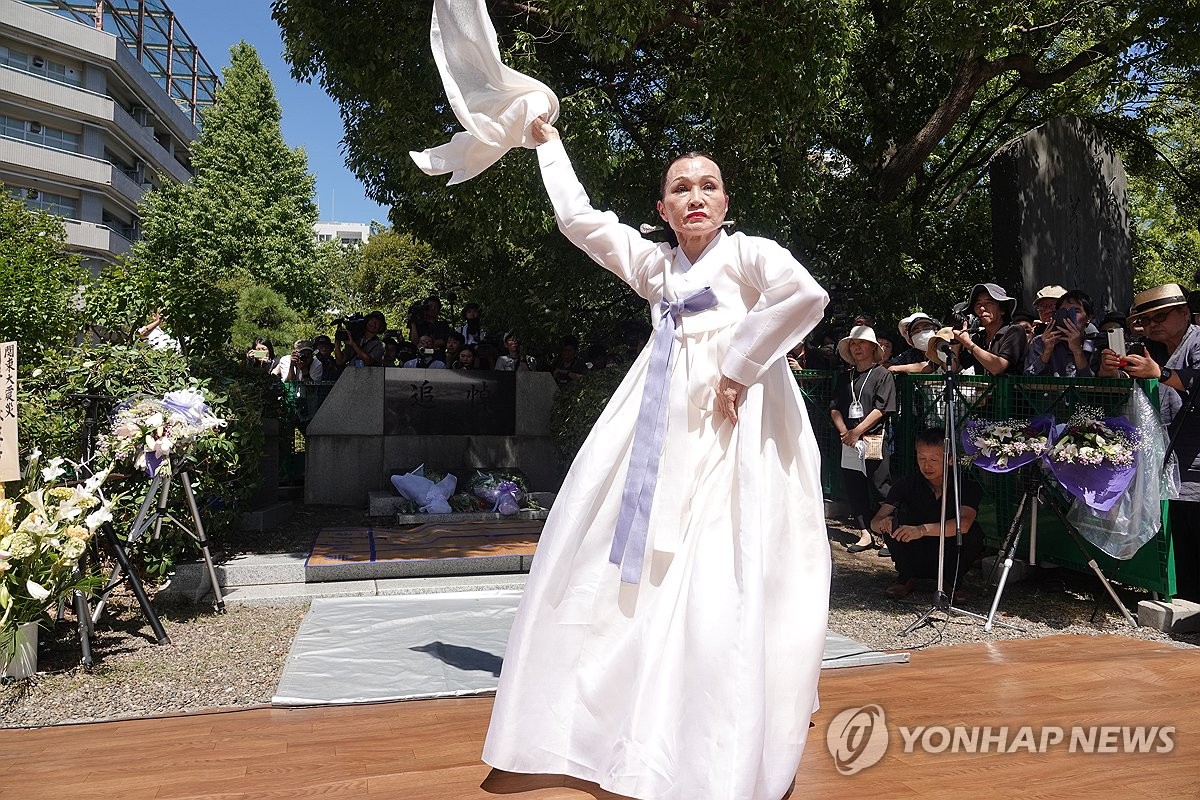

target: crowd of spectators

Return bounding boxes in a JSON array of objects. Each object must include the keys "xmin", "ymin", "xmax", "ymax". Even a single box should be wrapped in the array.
[
  {"xmin": 243, "ymin": 296, "xmax": 634, "ymax": 389},
  {"xmin": 814, "ymin": 278, "xmax": 1200, "ymax": 604}
]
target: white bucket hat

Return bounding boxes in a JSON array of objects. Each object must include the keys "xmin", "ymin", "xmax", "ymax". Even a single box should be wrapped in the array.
[
  {"xmin": 898, "ymin": 312, "xmax": 939, "ymax": 346},
  {"xmin": 837, "ymin": 325, "xmax": 883, "ymax": 364}
]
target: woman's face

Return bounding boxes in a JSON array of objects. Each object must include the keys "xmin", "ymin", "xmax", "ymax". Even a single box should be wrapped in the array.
[
  {"xmin": 657, "ymin": 156, "xmax": 729, "ymax": 240},
  {"xmin": 459, "ymin": 349, "xmax": 475, "ymax": 367},
  {"xmin": 848, "ymin": 339, "xmax": 875, "ymax": 363}
]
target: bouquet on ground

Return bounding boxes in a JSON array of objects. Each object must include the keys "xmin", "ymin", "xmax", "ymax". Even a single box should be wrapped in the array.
[
  {"xmin": 961, "ymin": 416, "xmax": 1053, "ymax": 473},
  {"xmin": 465, "ymin": 470, "xmax": 528, "ymax": 516},
  {"xmin": 1, "ymin": 451, "xmax": 111, "ymax": 663},
  {"xmin": 105, "ymin": 388, "xmax": 226, "ymax": 476},
  {"xmin": 1045, "ymin": 407, "xmax": 1139, "ymax": 512}
]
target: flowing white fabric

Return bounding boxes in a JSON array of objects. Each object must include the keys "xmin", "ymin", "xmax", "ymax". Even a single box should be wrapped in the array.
[
  {"xmin": 482, "ymin": 139, "xmax": 831, "ymax": 800},
  {"xmin": 410, "ymin": 0, "xmax": 560, "ymax": 185}
]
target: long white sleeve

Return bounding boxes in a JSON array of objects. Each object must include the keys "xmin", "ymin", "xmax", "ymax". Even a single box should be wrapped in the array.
[
  {"xmin": 536, "ymin": 140, "xmax": 668, "ymax": 301},
  {"xmin": 720, "ymin": 236, "xmax": 829, "ymax": 385}
]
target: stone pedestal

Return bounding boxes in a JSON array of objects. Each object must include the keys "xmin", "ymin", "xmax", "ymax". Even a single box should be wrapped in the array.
[{"xmin": 305, "ymin": 368, "xmax": 564, "ymax": 505}]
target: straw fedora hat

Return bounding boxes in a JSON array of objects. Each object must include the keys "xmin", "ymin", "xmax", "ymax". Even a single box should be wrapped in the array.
[
  {"xmin": 924, "ymin": 326, "xmax": 957, "ymax": 367},
  {"xmin": 1129, "ymin": 283, "xmax": 1188, "ymax": 320},
  {"xmin": 837, "ymin": 325, "xmax": 883, "ymax": 364}
]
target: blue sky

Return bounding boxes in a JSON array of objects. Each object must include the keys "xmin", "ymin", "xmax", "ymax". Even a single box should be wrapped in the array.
[{"xmin": 168, "ymin": 0, "xmax": 388, "ymax": 225}]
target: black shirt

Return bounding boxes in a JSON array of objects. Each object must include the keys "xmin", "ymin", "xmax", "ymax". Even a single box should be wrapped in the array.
[
  {"xmin": 884, "ymin": 473, "xmax": 983, "ymax": 535},
  {"xmin": 960, "ymin": 324, "xmax": 1027, "ymax": 375}
]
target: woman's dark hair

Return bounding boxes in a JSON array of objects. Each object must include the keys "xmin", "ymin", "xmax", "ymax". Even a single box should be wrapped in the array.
[
  {"xmin": 1056, "ymin": 290, "xmax": 1095, "ymax": 320},
  {"xmin": 252, "ymin": 337, "xmax": 274, "ymax": 360},
  {"xmin": 447, "ymin": 330, "xmax": 465, "ymax": 346}
]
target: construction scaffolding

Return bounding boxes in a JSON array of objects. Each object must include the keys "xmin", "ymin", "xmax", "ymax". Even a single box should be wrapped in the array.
[{"xmin": 20, "ymin": 0, "xmax": 219, "ymax": 125}]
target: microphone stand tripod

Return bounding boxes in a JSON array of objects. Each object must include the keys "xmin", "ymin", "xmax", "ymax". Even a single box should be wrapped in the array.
[{"xmin": 902, "ymin": 344, "xmax": 1021, "ymax": 635}]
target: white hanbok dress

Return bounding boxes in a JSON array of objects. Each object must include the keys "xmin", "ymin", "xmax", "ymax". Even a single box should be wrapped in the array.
[{"xmin": 482, "ymin": 139, "xmax": 831, "ymax": 800}]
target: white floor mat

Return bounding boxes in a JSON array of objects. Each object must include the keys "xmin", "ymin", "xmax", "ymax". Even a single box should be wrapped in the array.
[{"xmin": 273, "ymin": 592, "xmax": 907, "ymax": 706}]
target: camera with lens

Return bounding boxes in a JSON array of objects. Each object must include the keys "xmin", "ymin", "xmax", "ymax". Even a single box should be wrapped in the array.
[
  {"xmin": 333, "ymin": 312, "xmax": 367, "ymax": 342},
  {"xmin": 948, "ymin": 301, "xmax": 980, "ymax": 332}
]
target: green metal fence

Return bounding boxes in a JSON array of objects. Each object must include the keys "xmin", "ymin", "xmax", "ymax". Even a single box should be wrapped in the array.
[{"xmin": 797, "ymin": 371, "xmax": 1176, "ymax": 597}]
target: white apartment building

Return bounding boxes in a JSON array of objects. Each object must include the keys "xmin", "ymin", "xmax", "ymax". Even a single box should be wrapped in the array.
[
  {"xmin": 0, "ymin": 0, "xmax": 216, "ymax": 271},
  {"xmin": 314, "ymin": 220, "xmax": 371, "ymax": 246}
]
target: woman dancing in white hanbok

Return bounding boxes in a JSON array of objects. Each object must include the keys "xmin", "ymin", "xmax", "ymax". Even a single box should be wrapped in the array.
[{"xmin": 483, "ymin": 116, "xmax": 831, "ymax": 800}]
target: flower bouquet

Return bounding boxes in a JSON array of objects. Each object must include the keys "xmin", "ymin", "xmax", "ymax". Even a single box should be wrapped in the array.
[
  {"xmin": 1045, "ymin": 407, "xmax": 1138, "ymax": 512},
  {"xmin": 465, "ymin": 470, "xmax": 527, "ymax": 516},
  {"xmin": 961, "ymin": 416, "xmax": 1053, "ymax": 473},
  {"xmin": 105, "ymin": 388, "xmax": 226, "ymax": 476},
  {"xmin": 1, "ymin": 451, "xmax": 111, "ymax": 673}
]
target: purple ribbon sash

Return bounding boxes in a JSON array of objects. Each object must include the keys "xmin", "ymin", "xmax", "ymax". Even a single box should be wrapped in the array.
[{"xmin": 610, "ymin": 286, "xmax": 718, "ymax": 583}]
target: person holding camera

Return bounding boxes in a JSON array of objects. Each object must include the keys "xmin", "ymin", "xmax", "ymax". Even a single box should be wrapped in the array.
[
  {"xmin": 1024, "ymin": 289, "xmax": 1099, "ymax": 377},
  {"xmin": 1099, "ymin": 283, "xmax": 1200, "ymax": 601},
  {"xmin": 272, "ymin": 339, "xmax": 317, "ymax": 382},
  {"xmin": 402, "ymin": 334, "xmax": 446, "ymax": 368},
  {"xmin": 246, "ymin": 338, "xmax": 276, "ymax": 370},
  {"xmin": 335, "ymin": 310, "xmax": 387, "ymax": 368},
  {"xmin": 952, "ymin": 283, "xmax": 1027, "ymax": 375}
]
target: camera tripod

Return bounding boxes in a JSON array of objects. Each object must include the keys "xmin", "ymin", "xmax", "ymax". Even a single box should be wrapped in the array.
[
  {"xmin": 902, "ymin": 354, "xmax": 1021, "ymax": 636},
  {"xmin": 985, "ymin": 465, "xmax": 1137, "ymax": 631}
]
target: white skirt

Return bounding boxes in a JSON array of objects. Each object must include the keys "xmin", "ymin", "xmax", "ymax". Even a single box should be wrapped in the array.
[{"xmin": 483, "ymin": 329, "xmax": 830, "ymax": 800}]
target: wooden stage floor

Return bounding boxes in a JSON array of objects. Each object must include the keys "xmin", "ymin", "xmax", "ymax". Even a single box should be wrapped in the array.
[{"xmin": 2, "ymin": 634, "xmax": 1196, "ymax": 799}]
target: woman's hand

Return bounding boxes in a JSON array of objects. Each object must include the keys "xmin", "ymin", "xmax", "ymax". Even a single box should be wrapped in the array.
[
  {"xmin": 530, "ymin": 115, "xmax": 559, "ymax": 145},
  {"xmin": 717, "ymin": 375, "xmax": 745, "ymax": 426},
  {"xmin": 840, "ymin": 427, "xmax": 860, "ymax": 447}
]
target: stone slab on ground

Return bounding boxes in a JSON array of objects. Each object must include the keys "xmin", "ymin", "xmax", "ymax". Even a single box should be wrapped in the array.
[
  {"xmin": 369, "ymin": 491, "xmax": 557, "ymax": 517},
  {"xmin": 186, "ymin": 574, "xmax": 529, "ymax": 606},
  {"xmin": 394, "ymin": 508, "xmax": 549, "ymax": 525},
  {"xmin": 1137, "ymin": 599, "xmax": 1200, "ymax": 633}
]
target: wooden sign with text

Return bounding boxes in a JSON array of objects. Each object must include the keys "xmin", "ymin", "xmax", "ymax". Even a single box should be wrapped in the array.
[{"xmin": 0, "ymin": 342, "xmax": 17, "ymax": 483}]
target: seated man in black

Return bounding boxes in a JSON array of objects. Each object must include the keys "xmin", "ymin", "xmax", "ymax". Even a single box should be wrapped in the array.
[{"xmin": 870, "ymin": 426, "xmax": 984, "ymax": 599}]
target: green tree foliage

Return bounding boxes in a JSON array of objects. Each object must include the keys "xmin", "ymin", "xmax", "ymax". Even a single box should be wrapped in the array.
[
  {"xmin": 0, "ymin": 189, "xmax": 88, "ymax": 365},
  {"xmin": 132, "ymin": 41, "xmax": 323, "ymax": 353},
  {"xmin": 328, "ymin": 228, "xmax": 453, "ymax": 332},
  {"xmin": 273, "ymin": 0, "xmax": 1200, "ymax": 327}
]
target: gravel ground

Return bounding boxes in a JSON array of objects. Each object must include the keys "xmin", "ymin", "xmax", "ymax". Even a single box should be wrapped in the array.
[{"xmin": 2, "ymin": 512, "xmax": 1195, "ymax": 728}]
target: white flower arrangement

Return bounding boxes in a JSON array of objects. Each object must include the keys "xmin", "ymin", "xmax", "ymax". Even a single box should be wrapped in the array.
[
  {"xmin": 1045, "ymin": 407, "xmax": 1137, "ymax": 467},
  {"xmin": 963, "ymin": 418, "xmax": 1051, "ymax": 470},
  {"xmin": 104, "ymin": 388, "xmax": 225, "ymax": 475},
  {"xmin": 1, "ymin": 450, "xmax": 111, "ymax": 662}
]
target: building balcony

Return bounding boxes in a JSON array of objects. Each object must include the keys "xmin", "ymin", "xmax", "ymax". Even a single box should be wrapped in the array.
[
  {"xmin": 63, "ymin": 217, "xmax": 133, "ymax": 258},
  {"xmin": 0, "ymin": 135, "xmax": 145, "ymax": 207},
  {"xmin": 0, "ymin": 65, "xmax": 191, "ymax": 184}
]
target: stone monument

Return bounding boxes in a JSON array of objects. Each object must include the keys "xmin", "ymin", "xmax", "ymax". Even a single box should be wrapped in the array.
[{"xmin": 990, "ymin": 116, "xmax": 1132, "ymax": 315}]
